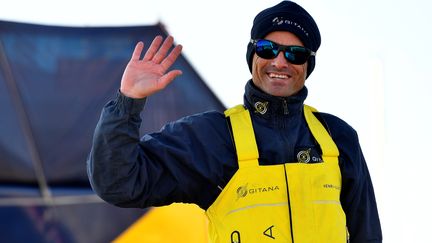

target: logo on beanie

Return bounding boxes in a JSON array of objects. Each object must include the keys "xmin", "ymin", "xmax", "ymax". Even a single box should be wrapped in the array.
[{"xmin": 272, "ymin": 17, "xmax": 309, "ymax": 37}]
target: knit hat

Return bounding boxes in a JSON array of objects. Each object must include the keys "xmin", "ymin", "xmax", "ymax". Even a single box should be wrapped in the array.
[{"xmin": 246, "ymin": 1, "xmax": 321, "ymax": 78}]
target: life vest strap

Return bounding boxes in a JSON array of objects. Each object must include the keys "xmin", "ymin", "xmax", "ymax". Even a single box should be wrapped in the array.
[
  {"xmin": 225, "ymin": 105, "xmax": 259, "ymax": 168},
  {"xmin": 303, "ymin": 105, "xmax": 339, "ymax": 157},
  {"xmin": 225, "ymin": 104, "xmax": 339, "ymax": 167}
]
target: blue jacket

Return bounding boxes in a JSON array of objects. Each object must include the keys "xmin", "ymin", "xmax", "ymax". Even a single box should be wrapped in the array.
[{"xmin": 87, "ymin": 80, "xmax": 382, "ymax": 242}]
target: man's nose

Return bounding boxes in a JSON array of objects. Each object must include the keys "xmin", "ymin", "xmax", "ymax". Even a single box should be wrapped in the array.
[{"xmin": 271, "ymin": 51, "xmax": 289, "ymax": 68}]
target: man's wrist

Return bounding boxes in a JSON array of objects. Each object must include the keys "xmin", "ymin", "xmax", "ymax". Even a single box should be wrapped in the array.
[{"xmin": 116, "ymin": 90, "xmax": 147, "ymax": 114}]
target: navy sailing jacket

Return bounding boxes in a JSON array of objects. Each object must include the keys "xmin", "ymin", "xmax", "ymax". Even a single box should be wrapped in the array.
[{"xmin": 87, "ymin": 80, "xmax": 382, "ymax": 242}]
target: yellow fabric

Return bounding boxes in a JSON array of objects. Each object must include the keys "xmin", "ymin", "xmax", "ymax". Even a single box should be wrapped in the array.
[
  {"xmin": 207, "ymin": 105, "xmax": 347, "ymax": 243},
  {"xmin": 113, "ymin": 203, "xmax": 208, "ymax": 243},
  {"xmin": 224, "ymin": 105, "xmax": 259, "ymax": 168},
  {"xmin": 303, "ymin": 105, "xmax": 339, "ymax": 158}
]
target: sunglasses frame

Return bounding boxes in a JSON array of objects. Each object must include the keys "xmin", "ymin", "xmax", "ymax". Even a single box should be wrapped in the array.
[{"xmin": 250, "ymin": 39, "xmax": 316, "ymax": 65}]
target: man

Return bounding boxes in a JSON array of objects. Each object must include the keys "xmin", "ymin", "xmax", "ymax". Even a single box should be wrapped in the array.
[{"xmin": 87, "ymin": 1, "xmax": 382, "ymax": 242}]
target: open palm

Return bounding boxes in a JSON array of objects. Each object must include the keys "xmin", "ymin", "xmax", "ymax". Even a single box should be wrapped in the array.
[{"xmin": 120, "ymin": 35, "xmax": 183, "ymax": 98}]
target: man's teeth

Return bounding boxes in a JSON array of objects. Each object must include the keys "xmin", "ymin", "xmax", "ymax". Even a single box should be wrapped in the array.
[{"xmin": 269, "ymin": 73, "xmax": 288, "ymax": 79}]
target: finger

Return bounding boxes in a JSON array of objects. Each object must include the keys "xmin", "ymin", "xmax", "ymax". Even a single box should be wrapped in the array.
[
  {"xmin": 157, "ymin": 70, "xmax": 183, "ymax": 89},
  {"xmin": 143, "ymin": 36, "xmax": 163, "ymax": 61},
  {"xmin": 130, "ymin": 41, "xmax": 144, "ymax": 61},
  {"xmin": 152, "ymin": 36, "xmax": 175, "ymax": 64},
  {"xmin": 161, "ymin": 44, "xmax": 183, "ymax": 70}
]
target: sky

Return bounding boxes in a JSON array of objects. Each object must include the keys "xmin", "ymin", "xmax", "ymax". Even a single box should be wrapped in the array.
[{"xmin": 2, "ymin": 0, "xmax": 432, "ymax": 242}]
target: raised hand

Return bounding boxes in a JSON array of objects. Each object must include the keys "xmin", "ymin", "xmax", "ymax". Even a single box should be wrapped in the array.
[{"xmin": 120, "ymin": 35, "xmax": 183, "ymax": 98}]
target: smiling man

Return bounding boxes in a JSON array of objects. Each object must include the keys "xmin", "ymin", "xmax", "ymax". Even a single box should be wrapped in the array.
[
  {"xmin": 87, "ymin": 1, "xmax": 382, "ymax": 242},
  {"xmin": 250, "ymin": 31, "xmax": 310, "ymax": 97}
]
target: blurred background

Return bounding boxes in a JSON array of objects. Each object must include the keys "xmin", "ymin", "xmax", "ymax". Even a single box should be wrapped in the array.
[{"xmin": 1, "ymin": 0, "xmax": 431, "ymax": 242}]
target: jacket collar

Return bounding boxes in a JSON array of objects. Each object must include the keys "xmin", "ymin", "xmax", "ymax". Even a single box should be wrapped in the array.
[{"xmin": 243, "ymin": 80, "xmax": 308, "ymax": 119}]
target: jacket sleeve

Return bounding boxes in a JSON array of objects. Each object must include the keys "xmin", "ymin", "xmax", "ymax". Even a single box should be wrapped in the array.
[
  {"xmin": 86, "ymin": 92, "xmax": 234, "ymax": 209},
  {"xmin": 319, "ymin": 113, "xmax": 382, "ymax": 243}
]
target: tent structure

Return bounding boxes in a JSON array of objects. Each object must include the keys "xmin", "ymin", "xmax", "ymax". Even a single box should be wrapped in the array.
[{"xmin": 0, "ymin": 20, "xmax": 224, "ymax": 242}]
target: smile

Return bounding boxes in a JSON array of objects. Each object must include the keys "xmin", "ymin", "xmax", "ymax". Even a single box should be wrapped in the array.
[{"xmin": 268, "ymin": 73, "xmax": 290, "ymax": 79}]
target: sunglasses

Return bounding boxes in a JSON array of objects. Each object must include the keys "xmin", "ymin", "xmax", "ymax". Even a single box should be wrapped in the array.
[{"xmin": 251, "ymin": 39, "xmax": 316, "ymax": 65}]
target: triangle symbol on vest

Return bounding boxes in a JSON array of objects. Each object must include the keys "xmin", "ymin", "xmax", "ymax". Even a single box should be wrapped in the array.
[{"xmin": 263, "ymin": 225, "xmax": 275, "ymax": 239}]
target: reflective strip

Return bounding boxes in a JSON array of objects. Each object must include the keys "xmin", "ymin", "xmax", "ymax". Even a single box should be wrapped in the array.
[{"xmin": 226, "ymin": 202, "xmax": 289, "ymax": 215}]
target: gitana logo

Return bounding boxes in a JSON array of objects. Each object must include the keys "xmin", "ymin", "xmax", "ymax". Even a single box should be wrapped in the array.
[
  {"xmin": 236, "ymin": 185, "xmax": 248, "ymax": 199},
  {"xmin": 271, "ymin": 17, "xmax": 310, "ymax": 37},
  {"xmin": 297, "ymin": 149, "xmax": 311, "ymax": 163},
  {"xmin": 254, "ymin": 101, "xmax": 268, "ymax": 115},
  {"xmin": 236, "ymin": 184, "xmax": 280, "ymax": 199}
]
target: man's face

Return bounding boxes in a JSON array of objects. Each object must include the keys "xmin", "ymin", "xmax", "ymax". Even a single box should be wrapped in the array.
[{"xmin": 252, "ymin": 31, "xmax": 308, "ymax": 97}]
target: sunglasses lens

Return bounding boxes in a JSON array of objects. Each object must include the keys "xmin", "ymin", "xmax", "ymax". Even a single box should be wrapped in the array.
[
  {"xmin": 255, "ymin": 40, "xmax": 278, "ymax": 59},
  {"xmin": 285, "ymin": 46, "xmax": 310, "ymax": 65}
]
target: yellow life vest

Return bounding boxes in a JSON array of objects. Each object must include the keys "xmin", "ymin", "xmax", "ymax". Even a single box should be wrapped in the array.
[{"xmin": 206, "ymin": 105, "xmax": 348, "ymax": 243}]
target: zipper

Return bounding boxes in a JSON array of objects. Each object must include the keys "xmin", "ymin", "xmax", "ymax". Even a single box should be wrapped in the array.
[
  {"xmin": 283, "ymin": 164, "xmax": 294, "ymax": 243},
  {"xmin": 282, "ymin": 99, "xmax": 289, "ymax": 115},
  {"xmin": 276, "ymin": 98, "xmax": 289, "ymax": 129}
]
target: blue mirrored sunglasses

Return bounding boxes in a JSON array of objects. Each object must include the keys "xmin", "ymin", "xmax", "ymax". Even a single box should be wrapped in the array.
[{"xmin": 251, "ymin": 39, "xmax": 316, "ymax": 65}]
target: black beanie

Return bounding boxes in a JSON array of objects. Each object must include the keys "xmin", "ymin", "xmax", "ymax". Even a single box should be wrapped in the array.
[{"xmin": 246, "ymin": 1, "xmax": 321, "ymax": 78}]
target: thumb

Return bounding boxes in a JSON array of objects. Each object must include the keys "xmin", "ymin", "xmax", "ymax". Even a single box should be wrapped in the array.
[{"xmin": 157, "ymin": 70, "xmax": 183, "ymax": 90}]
